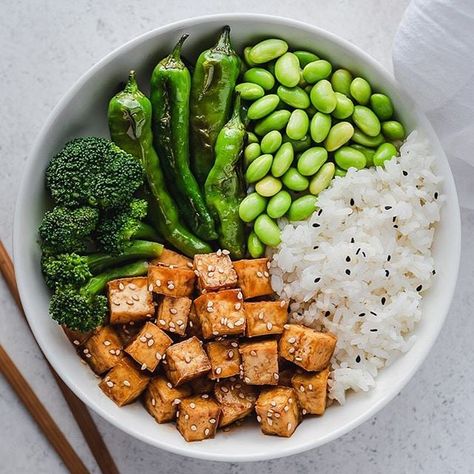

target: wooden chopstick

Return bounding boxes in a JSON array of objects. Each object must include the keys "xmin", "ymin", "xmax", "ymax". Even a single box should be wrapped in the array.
[
  {"xmin": 0, "ymin": 241, "xmax": 119, "ymax": 474},
  {"xmin": 0, "ymin": 345, "xmax": 89, "ymax": 474}
]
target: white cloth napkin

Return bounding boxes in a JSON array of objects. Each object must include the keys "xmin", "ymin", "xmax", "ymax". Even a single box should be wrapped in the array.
[{"xmin": 393, "ymin": 0, "xmax": 474, "ymax": 209}]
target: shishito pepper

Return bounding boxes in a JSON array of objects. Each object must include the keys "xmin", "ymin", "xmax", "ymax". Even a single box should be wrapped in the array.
[
  {"xmin": 190, "ymin": 26, "xmax": 241, "ymax": 186},
  {"xmin": 108, "ymin": 71, "xmax": 212, "ymax": 257},
  {"xmin": 150, "ymin": 35, "xmax": 218, "ymax": 241},
  {"xmin": 205, "ymin": 94, "xmax": 246, "ymax": 258}
]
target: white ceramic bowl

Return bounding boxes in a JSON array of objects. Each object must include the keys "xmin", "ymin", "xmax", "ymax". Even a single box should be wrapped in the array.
[{"xmin": 14, "ymin": 13, "xmax": 461, "ymax": 462}]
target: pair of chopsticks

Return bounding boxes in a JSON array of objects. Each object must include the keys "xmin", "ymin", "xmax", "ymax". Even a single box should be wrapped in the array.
[{"xmin": 0, "ymin": 241, "xmax": 119, "ymax": 474}]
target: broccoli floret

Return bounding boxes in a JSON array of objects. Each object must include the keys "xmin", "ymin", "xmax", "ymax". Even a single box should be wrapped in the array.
[
  {"xmin": 39, "ymin": 206, "xmax": 98, "ymax": 254},
  {"xmin": 49, "ymin": 260, "xmax": 149, "ymax": 331},
  {"xmin": 46, "ymin": 137, "xmax": 144, "ymax": 209},
  {"xmin": 96, "ymin": 198, "xmax": 160, "ymax": 254}
]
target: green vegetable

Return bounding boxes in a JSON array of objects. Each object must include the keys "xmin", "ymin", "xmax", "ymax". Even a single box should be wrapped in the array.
[
  {"xmin": 288, "ymin": 195, "xmax": 317, "ymax": 221},
  {"xmin": 254, "ymin": 110, "xmax": 291, "ymax": 135},
  {"xmin": 247, "ymin": 94, "xmax": 280, "ymax": 120},
  {"xmin": 239, "ymin": 192, "xmax": 267, "ymax": 222},
  {"xmin": 248, "ymin": 39, "xmax": 288, "ymax": 64},
  {"xmin": 335, "ymin": 166, "xmax": 347, "ymax": 177},
  {"xmin": 350, "ymin": 77, "xmax": 371, "ymax": 104},
  {"xmin": 331, "ymin": 69, "xmax": 353, "ymax": 96},
  {"xmin": 190, "ymin": 26, "xmax": 241, "ymax": 186},
  {"xmin": 247, "ymin": 231, "xmax": 265, "ymax": 258},
  {"xmin": 151, "ymin": 35, "xmax": 217, "ymax": 241},
  {"xmin": 351, "ymin": 144, "xmax": 376, "ymax": 167},
  {"xmin": 369, "ymin": 93, "xmax": 394, "ymax": 120},
  {"xmin": 382, "ymin": 120, "xmax": 406, "ymax": 140},
  {"xmin": 303, "ymin": 60, "xmax": 332, "ymax": 84},
  {"xmin": 267, "ymin": 190, "xmax": 292, "ymax": 218},
  {"xmin": 352, "ymin": 128, "xmax": 385, "ymax": 147},
  {"xmin": 277, "ymin": 85, "xmax": 310, "ymax": 109},
  {"xmin": 247, "ymin": 131, "xmax": 259, "ymax": 144},
  {"xmin": 271, "ymin": 142, "xmax": 294, "ymax": 177},
  {"xmin": 244, "ymin": 142, "xmax": 261, "ymax": 167},
  {"xmin": 282, "ymin": 133, "xmax": 312, "ymax": 152},
  {"xmin": 45, "ymin": 137, "xmax": 143, "ymax": 210},
  {"xmin": 294, "ymin": 50, "xmax": 320, "ymax": 68},
  {"xmin": 255, "ymin": 175, "xmax": 282, "ymax": 197},
  {"xmin": 297, "ymin": 147, "xmax": 328, "ymax": 176},
  {"xmin": 282, "ymin": 168, "xmax": 309, "ymax": 191},
  {"xmin": 310, "ymin": 80, "xmax": 337, "ymax": 113},
  {"xmin": 334, "ymin": 146, "xmax": 367, "ymax": 170},
  {"xmin": 275, "ymin": 52, "xmax": 301, "ymax": 87},
  {"xmin": 332, "ymin": 92, "xmax": 354, "ymax": 119},
  {"xmin": 261, "ymin": 130, "xmax": 283, "ymax": 154},
  {"xmin": 324, "ymin": 121, "xmax": 354, "ymax": 151},
  {"xmin": 235, "ymin": 82, "xmax": 265, "ymax": 100},
  {"xmin": 352, "ymin": 105, "xmax": 381, "ymax": 137},
  {"xmin": 373, "ymin": 142, "xmax": 397, "ymax": 166},
  {"xmin": 309, "ymin": 162, "xmax": 335, "ymax": 195},
  {"xmin": 310, "ymin": 112, "xmax": 332, "ymax": 143},
  {"xmin": 243, "ymin": 67, "xmax": 275, "ymax": 90},
  {"xmin": 254, "ymin": 214, "xmax": 281, "ymax": 247},
  {"xmin": 286, "ymin": 109, "xmax": 309, "ymax": 140},
  {"xmin": 243, "ymin": 46, "xmax": 257, "ymax": 67},
  {"xmin": 245, "ymin": 154, "xmax": 273, "ymax": 183},
  {"xmin": 205, "ymin": 95, "xmax": 246, "ymax": 258}
]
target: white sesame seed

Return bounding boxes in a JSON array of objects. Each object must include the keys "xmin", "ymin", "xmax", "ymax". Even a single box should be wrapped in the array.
[
  {"xmin": 283, "ymin": 324, "xmax": 290, "ymax": 329},
  {"xmin": 167, "ymin": 282, "xmax": 175, "ymax": 290},
  {"xmin": 289, "ymin": 347, "xmax": 295, "ymax": 354},
  {"xmin": 227, "ymin": 350, "xmax": 234, "ymax": 359},
  {"xmin": 284, "ymin": 405, "xmax": 289, "ymax": 412},
  {"xmin": 189, "ymin": 321, "xmax": 194, "ymax": 328},
  {"xmin": 155, "ymin": 279, "xmax": 161, "ymax": 287},
  {"xmin": 234, "ymin": 303, "xmax": 242, "ymax": 310},
  {"xmin": 169, "ymin": 308, "xmax": 178, "ymax": 315},
  {"xmin": 187, "ymin": 262, "xmax": 194, "ymax": 268},
  {"xmin": 207, "ymin": 307, "xmax": 214, "ymax": 313},
  {"xmin": 218, "ymin": 268, "xmax": 224, "ymax": 274},
  {"xmin": 103, "ymin": 340, "xmax": 111, "ymax": 346},
  {"xmin": 155, "ymin": 352, "xmax": 162, "ymax": 360},
  {"xmin": 235, "ymin": 319, "xmax": 244, "ymax": 326},
  {"xmin": 250, "ymin": 350, "xmax": 257, "ymax": 356},
  {"xmin": 169, "ymin": 321, "xmax": 175, "ymax": 328},
  {"xmin": 227, "ymin": 321, "xmax": 234, "ymax": 329},
  {"xmin": 244, "ymin": 377, "xmax": 251, "ymax": 384},
  {"xmin": 267, "ymin": 261, "xmax": 271, "ymax": 269},
  {"xmin": 123, "ymin": 380, "xmax": 131, "ymax": 387},
  {"xmin": 167, "ymin": 382, "xmax": 173, "ymax": 389},
  {"xmin": 132, "ymin": 294, "xmax": 140, "ymax": 301},
  {"xmin": 256, "ymin": 415, "xmax": 262, "ymax": 422},
  {"xmin": 222, "ymin": 249, "xmax": 230, "ymax": 255},
  {"xmin": 176, "ymin": 319, "xmax": 183, "ymax": 325},
  {"xmin": 184, "ymin": 355, "xmax": 191, "ymax": 363},
  {"xmin": 190, "ymin": 402, "xmax": 196, "ymax": 409},
  {"xmin": 237, "ymin": 292, "xmax": 243, "ymax": 300},
  {"xmin": 308, "ymin": 384, "xmax": 313, "ymax": 391},
  {"xmin": 273, "ymin": 373, "xmax": 279, "ymax": 380},
  {"xmin": 191, "ymin": 425, "xmax": 197, "ymax": 431},
  {"xmin": 119, "ymin": 283, "xmax": 125, "ymax": 290},
  {"xmin": 184, "ymin": 414, "xmax": 189, "ymax": 420},
  {"xmin": 267, "ymin": 418, "xmax": 273, "ymax": 426},
  {"xmin": 295, "ymin": 356, "xmax": 303, "ymax": 361},
  {"xmin": 106, "ymin": 381, "xmax": 114, "ymax": 388},
  {"xmin": 159, "ymin": 319, "xmax": 166, "ymax": 326},
  {"xmin": 288, "ymin": 337, "xmax": 296, "ymax": 344},
  {"xmin": 264, "ymin": 271, "xmax": 269, "ymax": 278},
  {"xmin": 73, "ymin": 339, "xmax": 80, "ymax": 346},
  {"xmin": 209, "ymin": 418, "xmax": 216, "ymax": 424},
  {"xmin": 151, "ymin": 398, "xmax": 156, "ymax": 406},
  {"xmin": 258, "ymin": 312, "xmax": 264, "ymax": 320},
  {"xmin": 238, "ymin": 392, "xmax": 245, "ymax": 399},
  {"xmin": 302, "ymin": 409, "xmax": 307, "ymax": 415},
  {"xmin": 280, "ymin": 300, "xmax": 286, "ymax": 308},
  {"xmin": 83, "ymin": 348, "xmax": 89, "ymax": 354},
  {"xmin": 141, "ymin": 363, "xmax": 147, "ymax": 370},
  {"xmin": 300, "ymin": 385, "xmax": 305, "ymax": 392},
  {"xmin": 274, "ymin": 412, "xmax": 281, "ymax": 418},
  {"xmin": 231, "ymin": 342, "xmax": 238, "ymax": 348},
  {"xmin": 266, "ymin": 322, "xmax": 273, "ymax": 331},
  {"xmin": 85, "ymin": 353, "xmax": 91, "ymax": 358},
  {"xmin": 212, "ymin": 331, "xmax": 219, "ymax": 336},
  {"xmin": 287, "ymin": 423, "xmax": 292, "ymax": 431},
  {"xmin": 271, "ymin": 401, "xmax": 277, "ymax": 407},
  {"xmin": 194, "ymin": 270, "xmax": 200, "ymax": 277},
  {"xmin": 204, "ymin": 428, "xmax": 210, "ymax": 436},
  {"xmin": 201, "ymin": 394, "xmax": 209, "ymax": 399},
  {"xmin": 144, "ymin": 332, "xmax": 152, "ymax": 338},
  {"xmin": 109, "ymin": 349, "xmax": 116, "ymax": 354},
  {"xmin": 215, "ymin": 367, "xmax": 222, "ymax": 375},
  {"xmin": 148, "ymin": 284, "xmax": 154, "ymax": 292},
  {"xmin": 147, "ymin": 339, "xmax": 154, "ymax": 347},
  {"xmin": 256, "ymin": 271, "xmax": 263, "ymax": 278},
  {"xmin": 139, "ymin": 336, "xmax": 147, "ymax": 343}
]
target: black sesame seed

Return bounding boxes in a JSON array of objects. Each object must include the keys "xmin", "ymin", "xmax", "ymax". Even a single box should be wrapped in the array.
[
  {"xmin": 325, "ymin": 311, "xmax": 331, "ymax": 317},
  {"xmin": 345, "ymin": 269, "xmax": 351, "ymax": 276},
  {"xmin": 318, "ymin": 209, "xmax": 323, "ymax": 216},
  {"xmin": 370, "ymin": 311, "xmax": 377, "ymax": 316},
  {"xmin": 350, "ymin": 237, "xmax": 355, "ymax": 243},
  {"xmin": 362, "ymin": 252, "xmax": 366, "ymax": 258},
  {"xmin": 350, "ymin": 198, "xmax": 355, "ymax": 206},
  {"xmin": 387, "ymin": 255, "xmax": 391, "ymax": 261},
  {"xmin": 346, "ymin": 256, "xmax": 351, "ymax": 262},
  {"xmin": 434, "ymin": 192, "xmax": 439, "ymax": 200},
  {"xmin": 312, "ymin": 223, "xmax": 320, "ymax": 228},
  {"xmin": 384, "ymin": 206, "xmax": 392, "ymax": 210},
  {"xmin": 314, "ymin": 277, "xmax": 321, "ymax": 283},
  {"xmin": 356, "ymin": 355, "xmax": 361, "ymax": 363},
  {"xmin": 381, "ymin": 297, "xmax": 386, "ymax": 305},
  {"xmin": 356, "ymin": 248, "xmax": 361, "ymax": 255},
  {"xmin": 313, "ymin": 245, "xmax": 319, "ymax": 250},
  {"xmin": 393, "ymin": 224, "xmax": 399, "ymax": 229},
  {"xmin": 416, "ymin": 284, "xmax": 423, "ymax": 292},
  {"xmin": 359, "ymin": 312, "xmax": 366, "ymax": 317},
  {"xmin": 392, "ymin": 216, "xmax": 397, "ymax": 222},
  {"xmin": 385, "ymin": 270, "xmax": 390, "ymax": 277},
  {"xmin": 370, "ymin": 328, "xmax": 378, "ymax": 332},
  {"xmin": 432, "ymin": 269, "xmax": 436, "ymax": 275},
  {"xmin": 402, "ymin": 170, "xmax": 408, "ymax": 176}
]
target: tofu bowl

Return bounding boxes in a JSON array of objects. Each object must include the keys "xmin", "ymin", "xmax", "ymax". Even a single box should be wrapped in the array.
[{"xmin": 13, "ymin": 14, "xmax": 461, "ymax": 462}]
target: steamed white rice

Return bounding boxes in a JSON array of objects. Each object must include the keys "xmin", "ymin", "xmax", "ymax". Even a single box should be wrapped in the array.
[{"xmin": 270, "ymin": 131, "xmax": 444, "ymax": 404}]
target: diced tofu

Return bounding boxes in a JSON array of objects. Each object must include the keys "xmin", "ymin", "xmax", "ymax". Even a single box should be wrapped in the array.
[
  {"xmin": 125, "ymin": 321, "xmax": 173, "ymax": 372},
  {"xmin": 291, "ymin": 368, "xmax": 330, "ymax": 415},
  {"xmin": 164, "ymin": 337, "xmax": 211, "ymax": 386},
  {"xmin": 107, "ymin": 277, "xmax": 154, "ymax": 325},
  {"xmin": 176, "ymin": 396, "xmax": 221, "ymax": 442},
  {"xmin": 115, "ymin": 321, "xmax": 145, "ymax": 346},
  {"xmin": 214, "ymin": 380, "xmax": 257, "ymax": 427},
  {"xmin": 239, "ymin": 339, "xmax": 279, "ymax": 385},
  {"xmin": 189, "ymin": 375, "xmax": 215, "ymax": 395},
  {"xmin": 255, "ymin": 386, "xmax": 301, "ymax": 437},
  {"xmin": 233, "ymin": 258, "xmax": 273, "ymax": 299},
  {"xmin": 150, "ymin": 248, "xmax": 193, "ymax": 269},
  {"xmin": 99, "ymin": 357, "xmax": 150, "ymax": 406},
  {"xmin": 194, "ymin": 289, "xmax": 246, "ymax": 339},
  {"xmin": 63, "ymin": 326, "xmax": 92, "ymax": 347},
  {"xmin": 82, "ymin": 326, "xmax": 123, "ymax": 374},
  {"xmin": 206, "ymin": 339, "xmax": 241, "ymax": 380},
  {"xmin": 148, "ymin": 264, "xmax": 196, "ymax": 298},
  {"xmin": 244, "ymin": 300, "xmax": 288, "ymax": 337},
  {"xmin": 156, "ymin": 296, "xmax": 192, "ymax": 336},
  {"xmin": 187, "ymin": 304, "xmax": 203, "ymax": 339},
  {"xmin": 193, "ymin": 252, "xmax": 238, "ymax": 292},
  {"xmin": 279, "ymin": 324, "xmax": 336, "ymax": 371},
  {"xmin": 144, "ymin": 375, "xmax": 192, "ymax": 423}
]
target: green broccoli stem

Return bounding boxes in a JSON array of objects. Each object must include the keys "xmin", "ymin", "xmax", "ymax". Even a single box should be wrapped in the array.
[
  {"xmin": 132, "ymin": 221, "xmax": 161, "ymax": 242},
  {"xmin": 86, "ymin": 240, "xmax": 163, "ymax": 274}
]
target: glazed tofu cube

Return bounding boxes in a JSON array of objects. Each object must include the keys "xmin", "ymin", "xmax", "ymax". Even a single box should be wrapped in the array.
[
  {"xmin": 187, "ymin": 304, "xmax": 203, "ymax": 338},
  {"xmin": 164, "ymin": 337, "xmax": 211, "ymax": 386},
  {"xmin": 245, "ymin": 300, "xmax": 288, "ymax": 337},
  {"xmin": 176, "ymin": 396, "xmax": 221, "ymax": 441},
  {"xmin": 148, "ymin": 264, "xmax": 195, "ymax": 298},
  {"xmin": 156, "ymin": 296, "xmax": 192, "ymax": 336},
  {"xmin": 189, "ymin": 375, "xmax": 215, "ymax": 395},
  {"xmin": 214, "ymin": 380, "xmax": 257, "ymax": 427},
  {"xmin": 279, "ymin": 324, "xmax": 336, "ymax": 371},
  {"xmin": 115, "ymin": 321, "xmax": 145, "ymax": 346},
  {"xmin": 63, "ymin": 326, "xmax": 92, "ymax": 347},
  {"xmin": 291, "ymin": 367, "xmax": 330, "ymax": 415},
  {"xmin": 125, "ymin": 321, "xmax": 173, "ymax": 372},
  {"xmin": 107, "ymin": 277, "xmax": 154, "ymax": 325},
  {"xmin": 233, "ymin": 258, "xmax": 273, "ymax": 299},
  {"xmin": 150, "ymin": 248, "xmax": 193, "ymax": 269},
  {"xmin": 194, "ymin": 289, "xmax": 246, "ymax": 339},
  {"xmin": 239, "ymin": 339, "xmax": 279, "ymax": 385},
  {"xmin": 99, "ymin": 357, "xmax": 150, "ymax": 406},
  {"xmin": 255, "ymin": 386, "xmax": 301, "ymax": 437},
  {"xmin": 193, "ymin": 252, "xmax": 238, "ymax": 292},
  {"xmin": 144, "ymin": 375, "xmax": 192, "ymax": 423},
  {"xmin": 82, "ymin": 326, "xmax": 123, "ymax": 374},
  {"xmin": 206, "ymin": 339, "xmax": 241, "ymax": 380}
]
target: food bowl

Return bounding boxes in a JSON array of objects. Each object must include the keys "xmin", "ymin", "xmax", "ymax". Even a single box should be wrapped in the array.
[{"xmin": 13, "ymin": 13, "xmax": 461, "ymax": 462}]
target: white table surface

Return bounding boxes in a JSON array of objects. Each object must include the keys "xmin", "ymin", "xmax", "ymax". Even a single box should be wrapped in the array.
[{"xmin": 1, "ymin": 1, "xmax": 473, "ymax": 473}]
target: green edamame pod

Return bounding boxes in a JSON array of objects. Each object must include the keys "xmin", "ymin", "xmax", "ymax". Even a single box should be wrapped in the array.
[
  {"xmin": 297, "ymin": 147, "xmax": 328, "ymax": 176},
  {"xmin": 109, "ymin": 71, "xmax": 211, "ymax": 256},
  {"xmin": 310, "ymin": 80, "xmax": 337, "ymax": 113},
  {"xmin": 286, "ymin": 109, "xmax": 309, "ymax": 140},
  {"xmin": 282, "ymin": 168, "xmax": 309, "ymax": 192},
  {"xmin": 373, "ymin": 142, "xmax": 397, "ymax": 166},
  {"xmin": 244, "ymin": 46, "xmax": 257, "ymax": 67},
  {"xmin": 243, "ymin": 67, "xmax": 275, "ymax": 90},
  {"xmin": 151, "ymin": 35, "xmax": 218, "ymax": 241},
  {"xmin": 331, "ymin": 69, "xmax": 353, "ymax": 96},
  {"xmin": 277, "ymin": 85, "xmax": 310, "ymax": 109},
  {"xmin": 282, "ymin": 134, "xmax": 312, "ymax": 152},
  {"xmin": 333, "ymin": 92, "xmax": 354, "ymax": 119},
  {"xmin": 370, "ymin": 93, "xmax": 394, "ymax": 120},
  {"xmin": 288, "ymin": 195, "xmax": 318, "ymax": 221},
  {"xmin": 235, "ymin": 82, "xmax": 265, "ymax": 101},
  {"xmin": 205, "ymin": 95, "xmax": 246, "ymax": 258},
  {"xmin": 239, "ymin": 192, "xmax": 267, "ymax": 222},
  {"xmin": 261, "ymin": 130, "xmax": 283, "ymax": 154},
  {"xmin": 255, "ymin": 175, "xmax": 283, "ymax": 197},
  {"xmin": 309, "ymin": 162, "xmax": 335, "ymax": 195},
  {"xmin": 351, "ymin": 144, "xmax": 376, "ymax": 167},
  {"xmin": 244, "ymin": 143, "xmax": 261, "ymax": 168},
  {"xmin": 352, "ymin": 128, "xmax": 385, "ymax": 147},
  {"xmin": 382, "ymin": 121, "xmax": 406, "ymax": 140},
  {"xmin": 248, "ymin": 231, "xmax": 265, "ymax": 258},
  {"xmin": 245, "ymin": 154, "xmax": 273, "ymax": 183},
  {"xmin": 294, "ymin": 50, "xmax": 320, "ymax": 68},
  {"xmin": 190, "ymin": 26, "xmax": 241, "ymax": 186},
  {"xmin": 247, "ymin": 94, "xmax": 280, "ymax": 120},
  {"xmin": 324, "ymin": 122, "xmax": 354, "ymax": 151},
  {"xmin": 254, "ymin": 214, "xmax": 281, "ymax": 247},
  {"xmin": 271, "ymin": 142, "xmax": 294, "ymax": 177},
  {"xmin": 350, "ymin": 77, "xmax": 372, "ymax": 105},
  {"xmin": 275, "ymin": 52, "xmax": 301, "ymax": 88},
  {"xmin": 249, "ymin": 39, "xmax": 288, "ymax": 64},
  {"xmin": 310, "ymin": 112, "xmax": 332, "ymax": 143},
  {"xmin": 254, "ymin": 110, "xmax": 291, "ymax": 135},
  {"xmin": 334, "ymin": 146, "xmax": 367, "ymax": 170},
  {"xmin": 303, "ymin": 60, "xmax": 332, "ymax": 84},
  {"xmin": 335, "ymin": 166, "xmax": 347, "ymax": 177},
  {"xmin": 267, "ymin": 190, "xmax": 292, "ymax": 218},
  {"xmin": 352, "ymin": 105, "xmax": 381, "ymax": 137}
]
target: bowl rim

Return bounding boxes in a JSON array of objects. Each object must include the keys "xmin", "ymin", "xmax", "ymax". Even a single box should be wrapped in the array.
[{"xmin": 13, "ymin": 12, "xmax": 461, "ymax": 462}]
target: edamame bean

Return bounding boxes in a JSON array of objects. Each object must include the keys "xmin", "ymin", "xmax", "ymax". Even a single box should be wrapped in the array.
[
  {"xmin": 245, "ymin": 154, "xmax": 273, "ymax": 183},
  {"xmin": 310, "ymin": 80, "xmax": 337, "ymax": 113},
  {"xmin": 381, "ymin": 121, "xmax": 406, "ymax": 140},
  {"xmin": 310, "ymin": 112, "xmax": 332, "ymax": 143},
  {"xmin": 370, "ymin": 93, "xmax": 394, "ymax": 120},
  {"xmin": 247, "ymin": 131, "xmax": 259, "ymax": 144},
  {"xmin": 286, "ymin": 109, "xmax": 309, "ymax": 140},
  {"xmin": 248, "ymin": 231, "xmax": 265, "ymax": 258},
  {"xmin": 282, "ymin": 167, "xmax": 309, "ymax": 191},
  {"xmin": 267, "ymin": 190, "xmax": 292, "ymax": 218},
  {"xmin": 351, "ymin": 144, "xmax": 375, "ymax": 167},
  {"xmin": 373, "ymin": 142, "xmax": 397, "ymax": 166},
  {"xmin": 249, "ymin": 39, "xmax": 289, "ymax": 64},
  {"xmin": 247, "ymin": 94, "xmax": 280, "ymax": 120},
  {"xmin": 235, "ymin": 82, "xmax": 265, "ymax": 101},
  {"xmin": 350, "ymin": 77, "xmax": 372, "ymax": 105},
  {"xmin": 244, "ymin": 46, "xmax": 257, "ymax": 67},
  {"xmin": 271, "ymin": 142, "xmax": 294, "ymax": 177},
  {"xmin": 334, "ymin": 146, "xmax": 367, "ymax": 170},
  {"xmin": 275, "ymin": 52, "xmax": 301, "ymax": 88},
  {"xmin": 332, "ymin": 92, "xmax": 354, "ymax": 119},
  {"xmin": 352, "ymin": 105, "xmax": 381, "ymax": 137},
  {"xmin": 238, "ymin": 192, "xmax": 267, "ymax": 222},
  {"xmin": 288, "ymin": 195, "xmax": 318, "ymax": 221},
  {"xmin": 294, "ymin": 50, "xmax": 320, "ymax": 68},
  {"xmin": 260, "ymin": 130, "xmax": 283, "ymax": 154},
  {"xmin": 277, "ymin": 85, "xmax": 310, "ymax": 109},
  {"xmin": 297, "ymin": 147, "xmax": 328, "ymax": 176},
  {"xmin": 254, "ymin": 110, "xmax": 291, "ymax": 135},
  {"xmin": 243, "ymin": 68, "xmax": 276, "ymax": 91},
  {"xmin": 335, "ymin": 166, "xmax": 347, "ymax": 177},
  {"xmin": 324, "ymin": 121, "xmax": 354, "ymax": 151},
  {"xmin": 303, "ymin": 60, "xmax": 332, "ymax": 84},
  {"xmin": 254, "ymin": 214, "xmax": 281, "ymax": 247},
  {"xmin": 255, "ymin": 175, "xmax": 283, "ymax": 197},
  {"xmin": 244, "ymin": 143, "xmax": 261, "ymax": 168},
  {"xmin": 352, "ymin": 128, "xmax": 385, "ymax": 147},
  {"xmin": 331, "ymin": 69, "xmax": 353, "ymax": 96},
  {"xmin": 309, "ymin": 162, "xmax": 335, "ymax": 195}
]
